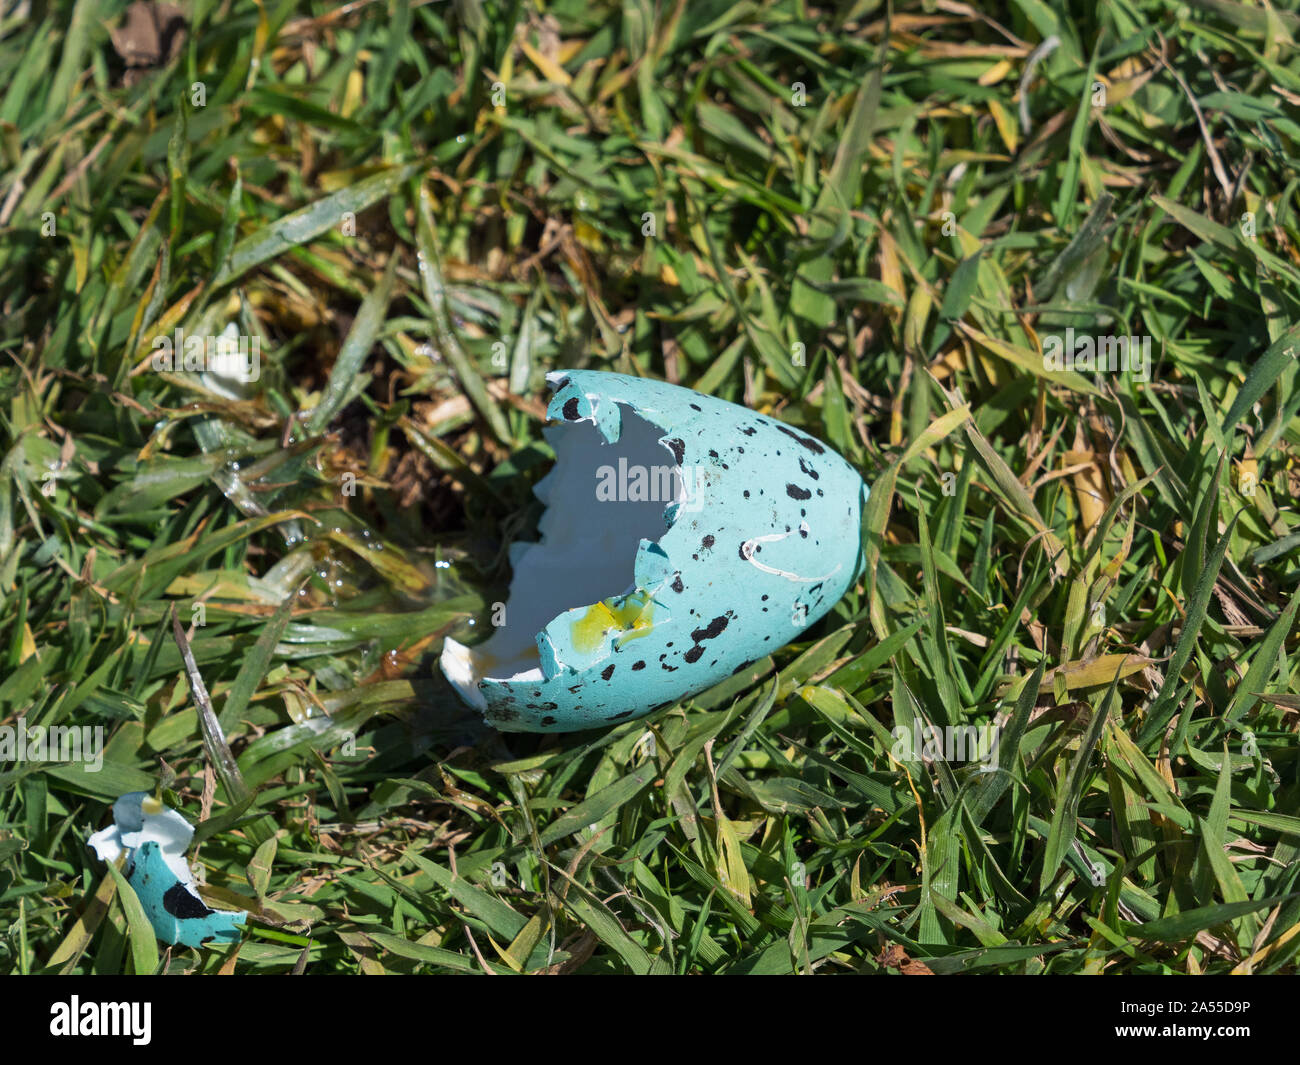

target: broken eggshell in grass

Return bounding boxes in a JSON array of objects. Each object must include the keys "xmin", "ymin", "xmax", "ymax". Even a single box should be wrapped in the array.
[
  {"xmin": 88, "ymin": 792, "xmax": 246, "ymax": 949},
  {"xmin": 440, "ymin": 370, "xmax": 869, "ymax": 733}
]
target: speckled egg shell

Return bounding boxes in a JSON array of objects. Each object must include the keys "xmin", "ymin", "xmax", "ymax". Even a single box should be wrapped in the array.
[{"xmin": 440, "ymin": 370, "xmax": 868, "ymax": 732}]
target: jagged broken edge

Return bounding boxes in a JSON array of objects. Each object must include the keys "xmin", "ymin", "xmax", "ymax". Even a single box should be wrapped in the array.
[{"xmin": 440, "ymin": 371, "xmax": 684, "ymax": 713}]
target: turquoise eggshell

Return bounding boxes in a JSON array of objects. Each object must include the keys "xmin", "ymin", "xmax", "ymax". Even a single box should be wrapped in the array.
[
  {"xmin": 124, "ymin": 841, "xmax": 247, "ymax": 949},
  {"xmin": 452, "ymin": 370, "xmax": 868, "ymax": 732},
  {"xmin": 87, "ymin": 792, "xmax": 248, "ymax": 948}
]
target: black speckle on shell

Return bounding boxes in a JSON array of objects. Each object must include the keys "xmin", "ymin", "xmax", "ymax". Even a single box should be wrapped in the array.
[
  {"xmin": 163, "ymin": 883, "xmax": 213, "ymax": 920},
  {"xmin": 777, "ymin": 423, "xmax": 825, "ymax": 454},
  {"xmin": 684, "ymin": 613, "xmax": 731, "ymax": 663}
]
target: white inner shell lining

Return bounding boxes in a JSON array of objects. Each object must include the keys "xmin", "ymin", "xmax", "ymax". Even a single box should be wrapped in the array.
[{"xmin": 441, "ymin": 406, "xmax": 683, "ymax": 707}]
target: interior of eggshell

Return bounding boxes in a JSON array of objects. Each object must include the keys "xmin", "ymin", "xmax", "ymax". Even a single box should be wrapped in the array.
[{"xmin": 441, "ymin": 405, "xmax": 683, "ymax": 707}]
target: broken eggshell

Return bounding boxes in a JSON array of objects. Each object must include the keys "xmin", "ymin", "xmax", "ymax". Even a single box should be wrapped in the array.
[
  {"xmin": 87, "ymin": 792, "xmax": 246, "ymax": 949},
  {"xmin": 441, "ymin": 370, "xmax": 868, "ymax": 732}
]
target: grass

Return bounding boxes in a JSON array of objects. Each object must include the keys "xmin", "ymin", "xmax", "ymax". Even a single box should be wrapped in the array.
[{"xmin": 1, "ymin": 0, "xmax": 1299, "ymax": 975}]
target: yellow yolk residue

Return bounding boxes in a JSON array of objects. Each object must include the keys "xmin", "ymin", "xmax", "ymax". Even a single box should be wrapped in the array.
[{"xmin": 571, "ymin": 591, "xmax": 655, "ymax": 654}]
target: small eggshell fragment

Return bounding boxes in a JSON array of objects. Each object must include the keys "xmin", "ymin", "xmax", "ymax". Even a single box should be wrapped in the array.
[{"xmin": 88, "ymin": 791, "xmax": 247, "ymax": 948}]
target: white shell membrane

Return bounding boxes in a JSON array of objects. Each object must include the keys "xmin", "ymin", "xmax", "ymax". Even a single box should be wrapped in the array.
[{"xmin": 441, "ymin": 406, "xmax": 681, "ymax": 706}]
